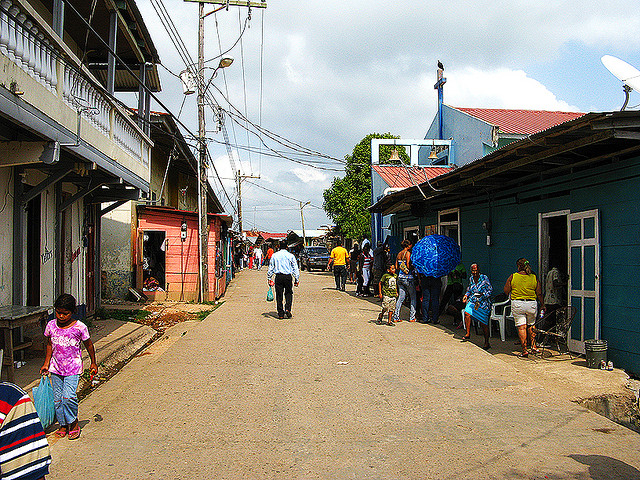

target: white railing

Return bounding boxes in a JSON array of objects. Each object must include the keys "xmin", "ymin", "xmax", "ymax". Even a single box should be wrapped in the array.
[
  {"xmin": 0, "ymin": 1, "xmax": 149, "ymax": 167},
  {"xmin": 62, "ymin": 63, "xmax": 111, "ymax": 136},
  {"xmin": 114, "ymin": 110, "xmax": 145, "ymax": 165},
  {"xmin": 0, "ymin": 0, "xmax": 57, "ymax": 91}
]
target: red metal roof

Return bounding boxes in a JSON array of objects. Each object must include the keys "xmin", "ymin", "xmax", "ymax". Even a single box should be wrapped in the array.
[
  {"xmin": 373, "ymin": 165, "xmax": 453, "ymax": 189},
  {"xmin": 454, "ymin": 107, "xmax": 585, "ymax": 135},
  {"xmin": 259, "ymin": 232, "xmax": 288, "ymax": 240}
]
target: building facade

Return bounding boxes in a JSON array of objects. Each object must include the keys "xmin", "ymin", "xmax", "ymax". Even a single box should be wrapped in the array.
[
  {"xmin": 101, "ymin": 112, "xmax": 232, "ymax": 302},
  {"xmin": 0, "ymin": 0, "xmax": 159, "ymax": 314},
  {"xmin": 371, "ymin": 111, "xmax": 640, "ymax": 375}
]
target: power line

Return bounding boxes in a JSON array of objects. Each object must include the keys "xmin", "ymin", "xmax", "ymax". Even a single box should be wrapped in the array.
[{"xmin": 244, "ymin": 180, "xmax": 323, "ymax": 209}]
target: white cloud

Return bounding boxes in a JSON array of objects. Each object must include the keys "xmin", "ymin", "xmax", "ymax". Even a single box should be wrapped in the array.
[
  {"xmin": 292, "ymin": 168, "xmax": 327, "ymax": 183},
  {"xmin": 444, "ymin": 67, "xmax": 580, "ymax": 111}
]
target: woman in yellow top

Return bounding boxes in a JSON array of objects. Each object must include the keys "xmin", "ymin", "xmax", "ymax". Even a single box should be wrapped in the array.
[{"xmin": 504, "ymin": 258, "xmax": 545, "ymax": 357}]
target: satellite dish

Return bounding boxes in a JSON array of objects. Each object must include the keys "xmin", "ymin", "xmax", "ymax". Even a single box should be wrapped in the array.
[{"xmin": 601, "ymin": 55, "xmax": 640, "ymax": 110}]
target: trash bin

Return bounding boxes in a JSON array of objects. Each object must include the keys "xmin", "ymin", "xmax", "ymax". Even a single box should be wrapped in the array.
[{"xmin": 585, "ymin": 339, "xmax": 607, "ymax": 369}]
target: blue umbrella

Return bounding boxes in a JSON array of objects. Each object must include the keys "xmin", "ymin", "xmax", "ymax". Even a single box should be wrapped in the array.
[{"xmin": 411, "ymin": 235, "xmax": 461, "ymax": 278}]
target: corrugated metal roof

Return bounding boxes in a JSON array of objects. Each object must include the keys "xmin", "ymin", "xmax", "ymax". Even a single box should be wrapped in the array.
[
  {"xmin": 260, "ymin": 232, "xmax": 288, "ymax": 239},
  {"xmin": 454, "ymin": 107, "xmax": 585, "ymax": 135},
  {"xmin": 373, "ymin": 165, "xmax": 453, "ymax": 189},
  {"xmin": 91, "ymin": 64, "xmax": 161, "ymax": 92}
]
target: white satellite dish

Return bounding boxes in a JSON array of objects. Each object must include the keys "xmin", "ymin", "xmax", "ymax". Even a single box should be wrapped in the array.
[{"xmin": 601, "ymin": 55, "xmax": 640, "ymax": 110}]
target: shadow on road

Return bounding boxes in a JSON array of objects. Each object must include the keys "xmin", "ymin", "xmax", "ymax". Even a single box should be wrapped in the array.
[{"xmin": 569, "ymin": 454, "xmax": 640, "ymax": 480}]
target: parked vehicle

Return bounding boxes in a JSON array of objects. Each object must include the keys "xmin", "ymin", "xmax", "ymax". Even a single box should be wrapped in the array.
[{"xmin": 299, "ymin": 246, "xmax": 330, "ymax": 271}]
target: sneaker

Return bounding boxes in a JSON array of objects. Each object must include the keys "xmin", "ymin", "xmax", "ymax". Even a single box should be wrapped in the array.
[{"xmin": 285, "ymin": 311, "xmax": 292, "ymax": 319}]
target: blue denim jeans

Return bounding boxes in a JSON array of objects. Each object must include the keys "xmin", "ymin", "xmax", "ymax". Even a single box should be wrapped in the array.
[
  {"xmin": 393, "ymin": 276, "xmax": 416, "ymax": 322},
  {"xmin": 51, "ymin": 373, "xmax": 79, "ymax": 426},
  {"xmin": 421, "ymin": 275, "xmax": 442, "ymax": 323}
]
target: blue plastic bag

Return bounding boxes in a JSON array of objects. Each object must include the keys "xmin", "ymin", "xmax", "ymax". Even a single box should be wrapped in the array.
[
  {"xmin": 32, "ymin": 375, "xmax": 55, "ymax": 429},
  {"xmin": 266, "ymin": 286, "xmax": 274, "ymax": 302}
]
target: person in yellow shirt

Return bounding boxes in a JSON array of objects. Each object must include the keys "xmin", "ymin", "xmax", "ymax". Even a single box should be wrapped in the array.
[
  {"xmin": 327, "ymin": 239, "xmax": 350, "ymax": 291},
  {"xmin": 504, "ymin": 257, "xmax": 545, "ymax": 357}
]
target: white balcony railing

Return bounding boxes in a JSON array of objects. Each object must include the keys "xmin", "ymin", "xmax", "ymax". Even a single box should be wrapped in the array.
[
  {"xmin": 0, "ymin": 0, "xmax": 57, "ymax": 91},
  {"xmin": 0, "ymin": 0, "xmax": 150, "ymax": 167}
]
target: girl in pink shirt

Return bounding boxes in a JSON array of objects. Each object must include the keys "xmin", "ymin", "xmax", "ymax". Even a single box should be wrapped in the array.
[{"xmin": 41, "ymin": 294, "xmax": 97, "ymax": 440}]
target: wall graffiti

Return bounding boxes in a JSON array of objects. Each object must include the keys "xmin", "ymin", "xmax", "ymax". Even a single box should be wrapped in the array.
[{"xmin": 41, "ymin": 247, "xmax": 53, "ymax": 264}]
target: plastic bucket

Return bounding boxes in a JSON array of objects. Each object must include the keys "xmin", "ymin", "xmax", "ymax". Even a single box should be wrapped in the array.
[{"xmin": 584, "ymin": 339, "xmax": 607, "ymax": 369}]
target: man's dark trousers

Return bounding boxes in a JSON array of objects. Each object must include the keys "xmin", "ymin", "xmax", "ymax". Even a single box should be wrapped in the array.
[
  {"xmin": 275, "ymin": 273, "xmax": 293, "ymax": 316},
  {"xmin": 421, "ymin": 275, "xmax": 442, "ymax": 323},
  {"xmin": 333, "ymin": 265, "xmax": 347, "ymax": 290}
]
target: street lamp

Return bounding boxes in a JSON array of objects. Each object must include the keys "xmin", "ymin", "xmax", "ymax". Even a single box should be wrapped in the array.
[{"xmin": 204, "ymin": 56, "xmax": 234, "ymax": 92}]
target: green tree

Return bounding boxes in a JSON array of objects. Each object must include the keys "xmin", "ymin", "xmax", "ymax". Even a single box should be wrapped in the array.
[{"xmin": 323, "ymin": 133, "xmax": 409, "ymax": 239}]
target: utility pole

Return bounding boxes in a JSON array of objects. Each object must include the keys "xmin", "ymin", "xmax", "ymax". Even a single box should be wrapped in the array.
[
  {"xmin": 237, "ymin": 170, "xmax": 260, "ymax": 235},
  {"xmin": 186, "ymin": 0, "xmax": 266, "ymax": 302},
  {"xmin": 197, "ymin": 1, "xmax": 209, "ymax": 302},
  {"xmin": 300, "ymin": 201, "xmax": 310, "ymax": 246}
]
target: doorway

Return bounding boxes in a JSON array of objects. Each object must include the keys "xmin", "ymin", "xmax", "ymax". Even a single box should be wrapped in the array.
[
  {"xmin": 142, "ymin": 231, "xmax": 166, "ymax": 290},
  {"xmin": 26, "ymin": 194, "xmax": 41, "ymax": 306},
  {"xmin": 540, "ymin": 212, "xmax": 569, "ymax": 291},
  {"xmin": 539, "ymin": 209, "xmax": 600, "ymax": 353}
]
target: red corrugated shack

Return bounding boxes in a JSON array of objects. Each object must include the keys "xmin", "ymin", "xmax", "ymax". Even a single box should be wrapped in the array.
[{"xmin": 136, "ymin": 206, "xmax": 232, "ymax": 301}]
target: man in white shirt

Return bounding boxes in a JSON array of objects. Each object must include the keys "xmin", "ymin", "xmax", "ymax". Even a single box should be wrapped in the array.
[
  {"xmin": 267, "ymin": 241, "xmax": 300, "ymax": 319},
  {"xmin": 254, "ymin": 247, "xmax": 263, "ymax": 270}
]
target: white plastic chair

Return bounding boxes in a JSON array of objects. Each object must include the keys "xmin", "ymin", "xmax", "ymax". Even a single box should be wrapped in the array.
[{"xmin": 489, "ymin": 299, "xmax": 512, "ymax": 342}]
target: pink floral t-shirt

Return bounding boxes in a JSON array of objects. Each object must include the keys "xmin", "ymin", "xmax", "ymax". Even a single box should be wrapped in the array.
[{"xmin": 44, "ymin": 319, "xmax": 90, "ymax": 376}]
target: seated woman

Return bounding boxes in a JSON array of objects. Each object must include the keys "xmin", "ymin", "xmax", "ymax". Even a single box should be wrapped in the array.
[{"xmin": 462, "ymin": 263, "xmax": 493, "ymax": 350}]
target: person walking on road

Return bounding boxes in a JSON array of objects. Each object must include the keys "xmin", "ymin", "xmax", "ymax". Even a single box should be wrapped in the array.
[
  {"xmin": 267, "ymin": 240, "xmax": 300, "ymax": 319},
  {"xmin": 254, "ymin": 246, "xmax": 263, "ymax": 270},
  {"xmin": 327, "ymin": 239, "xmax": 349, "ymax": 291},
  {"xmin": 40, "ymin": 293, "xmax": 98, "ymax": 441},
  {"xmin": 378, "ymin": 263, "xmax": 398, "ymax": 326}
]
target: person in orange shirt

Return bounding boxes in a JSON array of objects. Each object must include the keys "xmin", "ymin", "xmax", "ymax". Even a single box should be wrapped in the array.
[
  {"xmin": 327, "ymin": 239, "xmax": 350, "ymax": 291},
  {"xmin": 266, "ymin": 245, "xmax": 274, "ymax": 266}
]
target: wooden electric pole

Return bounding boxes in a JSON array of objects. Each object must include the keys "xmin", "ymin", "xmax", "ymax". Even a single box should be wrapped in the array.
[
  {"xmin": 186, "ymin": 0, "xmax": 266, "ymax": 302},
  {"xmin": 197, "ymin": 1, "xmax": 209, "ymax": 303}
]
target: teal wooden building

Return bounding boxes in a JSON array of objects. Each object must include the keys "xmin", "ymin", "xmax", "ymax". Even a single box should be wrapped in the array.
[{"xmin": 370, "ymin": 111, "xmax": 640, "ymax": 375}]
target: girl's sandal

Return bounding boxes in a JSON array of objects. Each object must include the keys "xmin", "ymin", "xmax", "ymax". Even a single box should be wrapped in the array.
[
  {"xmin": 68, "ymin": 428, "xmax": 81, "ymax": 440},
  {"xmin": 54, "ymin": 427, "xmax": 67, "ymax": 438},
  {"xmin": 517, "ymin": 351, "xmax": 529, "ymax": 358}
]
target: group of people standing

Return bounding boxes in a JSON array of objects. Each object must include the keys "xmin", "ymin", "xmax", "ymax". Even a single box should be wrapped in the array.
[
  {"xmin": 368, "ymin": 237, "xmax": 557, "ymax": 357},
  {"xmin": 327, "ymin": 237, "xmax": 378, "ymax": 296}
]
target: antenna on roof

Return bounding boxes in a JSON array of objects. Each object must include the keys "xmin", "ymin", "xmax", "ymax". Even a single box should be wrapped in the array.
[{"xmin": 601, "ymin": 55, "xmax": 640, "ymax": 111}]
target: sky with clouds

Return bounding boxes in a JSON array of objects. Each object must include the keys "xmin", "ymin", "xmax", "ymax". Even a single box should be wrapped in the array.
[{"xmin": 135, "ymin": 0, "xmax": 640, "ymax": 233}]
